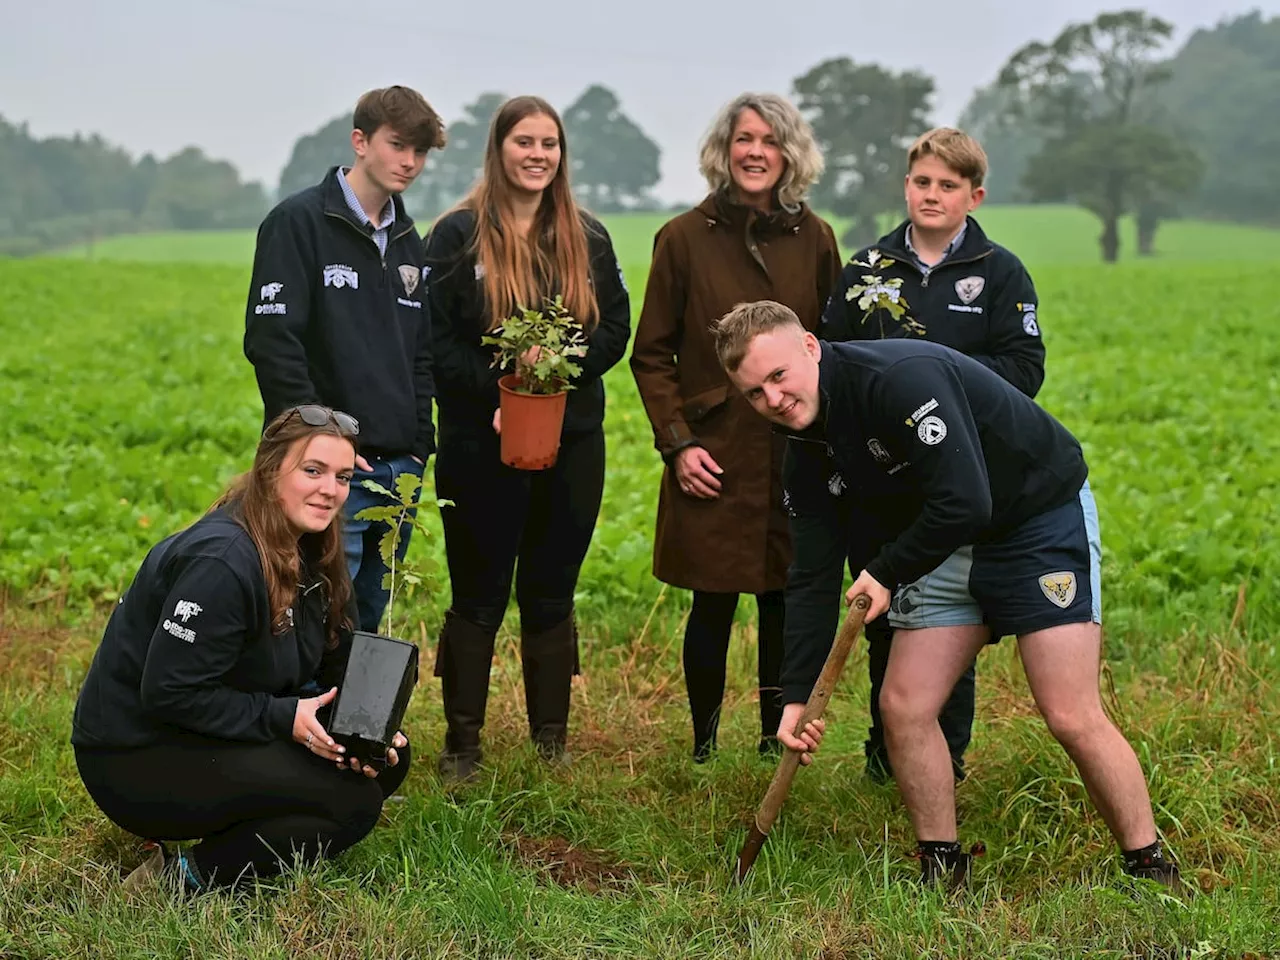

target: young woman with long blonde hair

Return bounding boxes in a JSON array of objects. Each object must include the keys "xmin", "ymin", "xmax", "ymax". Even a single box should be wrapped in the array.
[{"xmin": 423, "ymin": 96, "xmax": 630, "ymax": 780}]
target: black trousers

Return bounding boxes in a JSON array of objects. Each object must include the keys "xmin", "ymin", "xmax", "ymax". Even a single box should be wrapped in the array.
[
  {"xmin": 683, "ymin": 589, "xmax": 785, "ymax": 757},
  {"xmin": 864, "ymin": 616, "xmax": 975, "ymax": 779},
  {"xmin": 434, "ymin": 428, "xmax": 606, "ymax": 633},
  {"xmin": 75, "ymin": 736, "xmax": 410, "ymax": 888}
]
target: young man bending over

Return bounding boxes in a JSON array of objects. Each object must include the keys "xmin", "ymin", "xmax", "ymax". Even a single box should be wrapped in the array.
[{"xmin": 713, "ymin": 299, "xmax": 1182, "ymax": 890}]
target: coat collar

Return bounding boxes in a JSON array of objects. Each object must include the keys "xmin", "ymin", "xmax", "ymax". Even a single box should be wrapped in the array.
[{"xmin": 695, "ymin": 191, "xmax": 808, "ymax": 237}]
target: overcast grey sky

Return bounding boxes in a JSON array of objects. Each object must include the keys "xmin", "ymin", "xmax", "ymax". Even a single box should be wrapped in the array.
[{"xmin": 3, "ymin": 0, "xmax": 1273, "ymax": 204}]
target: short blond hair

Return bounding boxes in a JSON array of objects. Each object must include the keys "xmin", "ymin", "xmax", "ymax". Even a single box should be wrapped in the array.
[
  {"xmin": 713, "ymin": 300, "xmax": 804, "ymax": 373},
  {"xmin": 907, "ymin": 127, "xmax": 988, "ymax": 188},
  {"xmin": 698, "ymin": 93, "xmax": 825, "ymax": 211}
]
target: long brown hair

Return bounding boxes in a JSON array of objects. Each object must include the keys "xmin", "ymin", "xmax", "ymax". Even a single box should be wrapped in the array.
[
  {"xmin": 460, "ymin": 95, "xmax": 599, "ymax": 332},
  {"xmin": 212, "ymin": 410, "xmax": 355, "ymax": 647}
]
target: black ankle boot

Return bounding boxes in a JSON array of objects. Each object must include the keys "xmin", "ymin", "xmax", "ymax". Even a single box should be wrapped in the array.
[
  {"xmin": 521, "ymin": 614, "xmax": 578, "ymax": 764},
  {"xmin": 434, "ymin": 610, "xmax": 496, "ymax": 783},
  {"xmin": 1123, "ymin": 841, "xmax": 1193, "ymax": 898},
  {"xmin": 917, "ymin": 841, "xmax": 984, "ymax": 892}
]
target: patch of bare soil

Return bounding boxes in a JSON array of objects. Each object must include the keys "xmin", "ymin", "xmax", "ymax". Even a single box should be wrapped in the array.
[{"xmin": 503, "ymin": 833, "xmax": 636, "ymax": 893}]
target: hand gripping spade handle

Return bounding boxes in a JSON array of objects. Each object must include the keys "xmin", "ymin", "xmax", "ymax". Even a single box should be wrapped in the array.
[{"xmin": 734, "ymin": 594, "xmax": 871, "ymax": 883}]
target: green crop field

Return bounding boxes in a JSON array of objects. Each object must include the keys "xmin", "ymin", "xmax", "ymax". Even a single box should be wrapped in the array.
[
  {"xmin": 3, "ymin": 208, "xmax": 1280, "ymax": 958},
  {"xmin": 51, "ymin": 204, "xmax": 1280, "ymax": 267}
]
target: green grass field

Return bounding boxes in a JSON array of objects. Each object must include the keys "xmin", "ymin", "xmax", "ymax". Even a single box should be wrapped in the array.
[{"xmin": 3, "ymin": 209, "xmax": 1280, "ymax": 958}]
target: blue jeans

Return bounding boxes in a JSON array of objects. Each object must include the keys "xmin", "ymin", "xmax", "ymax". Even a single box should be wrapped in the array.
[{"xmin": 344, "ymin": 454, "xmax": 426, "ymax": 634}]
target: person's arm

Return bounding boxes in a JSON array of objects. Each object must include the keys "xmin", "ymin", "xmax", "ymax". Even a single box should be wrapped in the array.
[
  {"xmin": 576, "ymin": 221, "xmax": 632, "ymax": 383},
  {"xmin": 862, "ymin": 359, "xmax": 993, "ymax": 591},
  {"xmin": 969, "ymin": 256, "xmax": 1045, "ymax": 398},
  {"xmin": 628, "ymin": 225, "xmax": 701, "ymax": 460},
  {"xmin": 815, "ymin": 219, "xmax": 843, "ymax": 328},
  {"xmin": 777, "ymin": 502, "xmax": 885, "ymax": 759},
  {"xmin": 779, "ymin": 442, "xmax": 851, "ymax": 705},
  {"xmin": 817, "ymin": 257, "xmax": 860, "ymax": 343},
  {"xmin": 243, "ymin": 208, "xmax": 320, "ymax": 421},
  {"xmin": 412, "ymin": 244, "xmax": 436, "ymax": 461},
  {"xmin": 423, "ymin": 216, "xmax": 502, "ymax": 404},
  {"xmin": 138, "ymin": 558, "xmax": 297, "ymax": 742}
]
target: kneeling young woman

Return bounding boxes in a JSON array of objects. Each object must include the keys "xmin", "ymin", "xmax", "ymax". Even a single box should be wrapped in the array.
[{"xmin": 72, "ymin": 406, "xmax": 409, "ymax": 891}]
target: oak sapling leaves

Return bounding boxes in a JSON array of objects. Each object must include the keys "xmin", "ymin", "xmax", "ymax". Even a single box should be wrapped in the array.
[
  {"xmin": 482, "ymin": 296, "xmax": 589, "ymax": 396},
  {"xmin": 845, "ymin": 249, "xmax": 927, "ymax": 338},
  {"xmin": 354, "ymin": 473, "xmax": 452, "ymax": 640}
]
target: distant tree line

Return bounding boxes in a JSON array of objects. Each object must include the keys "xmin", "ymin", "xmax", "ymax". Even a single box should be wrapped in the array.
[
  {"xmin": 0, "ymin": 121, "xmax": 267, "ymax": 256},
  {"xmin": 2, "ymin": 9, "xmax": 1277, "ymax": 261}
]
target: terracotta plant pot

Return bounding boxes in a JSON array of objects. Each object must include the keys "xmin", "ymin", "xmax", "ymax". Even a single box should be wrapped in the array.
[{"xmin": 498, "ymin": 373, "xmax": 567, "ymax": 470}]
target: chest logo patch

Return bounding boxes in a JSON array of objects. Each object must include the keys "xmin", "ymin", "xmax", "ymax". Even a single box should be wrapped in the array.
[
  {"xmin": 955, "ymin": 276, "xmax": 985, "ymax": 304},
  {"xmin": 398, "ymin": 264, "xmax": 420, "ymax": 296},
  {"xmin": 917, "ymin": 415, "xmax": 947, "ymax": 445},
  {"xmin": 323, "ymin": 264, "xmax": 359, "ymax": 289}
]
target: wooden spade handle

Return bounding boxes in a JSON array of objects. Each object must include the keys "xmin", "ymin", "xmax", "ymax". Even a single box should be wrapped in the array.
[{"xmin": 735, "ymin": 594, "xmax": 871, "ymax": 882}]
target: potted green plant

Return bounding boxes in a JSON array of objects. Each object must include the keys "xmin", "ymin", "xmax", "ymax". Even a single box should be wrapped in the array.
[{"xmin": 482, "ymin": 295, "xmax": 588, "ymax": 470}]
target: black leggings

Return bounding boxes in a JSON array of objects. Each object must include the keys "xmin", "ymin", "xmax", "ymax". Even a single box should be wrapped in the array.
[
  {"xmin": 75, "ymin": 737, "xmax": 410, "ymax": 888},
  {"xmin": 434, "ymin": 428, "xmax": 605, "ymax": 633},
  {"xmin": 683, "ymin": 589, "xmax": 785, "ymax": 755}
]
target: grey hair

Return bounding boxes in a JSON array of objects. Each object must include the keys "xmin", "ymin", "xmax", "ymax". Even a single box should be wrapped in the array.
[{"xmin": 698, "ymin": 93, "xmax": 825, "ymax": 212}]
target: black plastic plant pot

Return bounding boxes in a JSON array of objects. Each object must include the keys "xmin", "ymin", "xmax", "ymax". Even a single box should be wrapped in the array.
[{"xmin": 328, "ymin": 631, "xmax": 419, "ymax": 768}]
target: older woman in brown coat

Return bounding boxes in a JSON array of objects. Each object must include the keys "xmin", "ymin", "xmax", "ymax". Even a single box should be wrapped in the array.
[{"xmin": 630, "ymin": 93, "xmax": 840, "ymax": 762}]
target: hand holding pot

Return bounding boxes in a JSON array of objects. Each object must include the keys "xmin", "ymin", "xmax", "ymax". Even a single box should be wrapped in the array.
[
  {"xmin": 339, "ymin": 730, "xmax": 408, "ymax": 779},
  {"xmin": 294, "ymin": 687, "xmax": 345, "ymax": 762},
  {"xmin": 516, "ymin": 346, "xmax": 542, "ymax": 381}
]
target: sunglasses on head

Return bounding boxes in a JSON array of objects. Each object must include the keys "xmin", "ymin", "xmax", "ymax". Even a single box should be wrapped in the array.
[{"xmin": 265, "ymin": 405, "xmax": 360, "ymax": 439}]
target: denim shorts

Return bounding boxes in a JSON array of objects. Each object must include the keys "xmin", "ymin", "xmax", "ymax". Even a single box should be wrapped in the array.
[{"xmin": 887, "ymin": 481, "xmax": 1102, "ymax": 638}]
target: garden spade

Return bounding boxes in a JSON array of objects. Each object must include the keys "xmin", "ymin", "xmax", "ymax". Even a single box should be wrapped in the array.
[{"xmin": 734, "ymin": 594, "xmax": 871, "ymax": 883}]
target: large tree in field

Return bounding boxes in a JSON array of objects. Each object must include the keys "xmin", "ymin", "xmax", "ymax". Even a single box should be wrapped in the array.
[
  {"xmin": 792, "ymin": 57, "xmax": 934, "ymax": 248},
  {"xmin": 425, "ymin": 91, "xmax": 506, "ymax": 215},
  {"xmin": 957, "ymin": 81, "xmax": 1045, "ymax": 204},
  {"xmin": 1157, "ymin": 11, "xmax": 1280, "ymax": 226},
  {"xmin": 276, "ymin": 116, "xmax": 351, "ymax": 202},
  {"xmin": 997, "ymin": 9, "xmax": 1202, "ymax": 262},
  {"xmin": 144, "ymin": 147, "xmax": 268, "ymax": 230},
  {"xmin": 561, "ymin": 84, "xmax": 660, "ymax": 212}
]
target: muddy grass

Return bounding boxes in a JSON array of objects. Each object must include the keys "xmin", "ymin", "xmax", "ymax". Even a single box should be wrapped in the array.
[{"xmin": 503, "ymin": 832, "xmax": 638, "ymax": 893}]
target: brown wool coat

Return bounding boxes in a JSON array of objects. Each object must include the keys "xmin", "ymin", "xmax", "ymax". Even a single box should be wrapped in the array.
[{"xmin": 629, "ymin": 194, "xmax": 841, "ymax": 594}]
